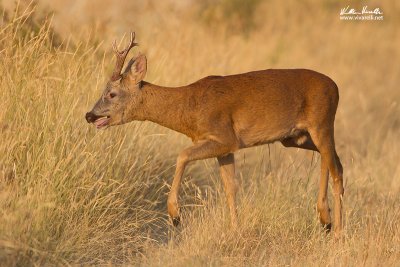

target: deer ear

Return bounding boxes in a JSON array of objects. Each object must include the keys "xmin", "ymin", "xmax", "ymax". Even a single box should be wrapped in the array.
[{"xmin": 127, "ymin": 54, "xmax": 147, "ymax": 84}]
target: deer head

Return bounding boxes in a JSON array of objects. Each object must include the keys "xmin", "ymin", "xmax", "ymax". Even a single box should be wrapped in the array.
[{"xmin": 85, "ymin": 32, "xmax": 147, "ymax": 129}]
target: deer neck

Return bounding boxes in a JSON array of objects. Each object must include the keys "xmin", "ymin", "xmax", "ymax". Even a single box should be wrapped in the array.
[{"xmin": 136, "ymin": 81, "xmax": 194, "ymax": 138}]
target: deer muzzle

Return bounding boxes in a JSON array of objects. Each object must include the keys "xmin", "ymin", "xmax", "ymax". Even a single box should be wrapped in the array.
[
  {"xmin": 85, "ymin": 112, "xmax": 110, "ymax": 129},
  {"xmin": 85, "ymin": 112, "xmax": 96, "ymax": 123}
]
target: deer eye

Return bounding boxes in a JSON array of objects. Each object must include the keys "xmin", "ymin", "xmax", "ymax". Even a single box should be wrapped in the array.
[{"xmin": 110, "ymin": 93, "xmax": 116, "ymax": 98}]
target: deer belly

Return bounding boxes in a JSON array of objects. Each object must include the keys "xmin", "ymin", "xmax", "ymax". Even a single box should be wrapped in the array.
[{"xmin": 234, "ymin": 121, "xmax": 297, "ymax": 148}]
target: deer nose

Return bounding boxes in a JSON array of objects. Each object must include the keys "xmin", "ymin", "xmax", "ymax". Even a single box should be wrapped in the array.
[{"xmin": 85, "ymin": 112, "xmax": 95, "ymax": 123}]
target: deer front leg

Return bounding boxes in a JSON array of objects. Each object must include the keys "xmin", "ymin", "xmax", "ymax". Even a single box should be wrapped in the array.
[
  {"xmin": 167, "ymin": 139, "xmax": 233, "ymax": 226},
  {"xmin": 217, "ymin": 153, "xmax": 238, "ymax": 228}
]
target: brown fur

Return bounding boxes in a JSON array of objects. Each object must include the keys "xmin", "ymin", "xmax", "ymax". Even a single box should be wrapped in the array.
[{"xmin": 86, "ymin": 49, "xmax": 344, "ymax": 236}]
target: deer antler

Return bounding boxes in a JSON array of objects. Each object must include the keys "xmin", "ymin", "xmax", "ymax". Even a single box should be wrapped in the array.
[{"xmin": 110, "ymin": 32, "xmax": 138, "ymax": 81}]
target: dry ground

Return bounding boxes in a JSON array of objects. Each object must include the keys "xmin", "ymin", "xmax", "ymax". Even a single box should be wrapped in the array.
[{"xmin": 0, "ymin": 1, "xmax": 399, "ymax": 266}]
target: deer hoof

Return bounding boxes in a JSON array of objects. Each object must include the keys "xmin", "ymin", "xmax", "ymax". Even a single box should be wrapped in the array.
[
  {"xmin": 171, "ymin": 216, "xmax": 180, "ymax": 227},
  {"xmin": 322, "ymin": 223, "xmax": 332, "ymax": 233}
]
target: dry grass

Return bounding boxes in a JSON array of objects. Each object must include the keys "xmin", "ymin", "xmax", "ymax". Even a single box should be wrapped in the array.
[{"xmin": 0, "ymin": 1, "xmax": 399, "ymax": 266}]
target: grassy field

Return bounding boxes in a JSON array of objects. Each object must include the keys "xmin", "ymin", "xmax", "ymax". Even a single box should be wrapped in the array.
[{"xmin": 0, "ymin": 1, "xmax": 399, "ymax": 266}]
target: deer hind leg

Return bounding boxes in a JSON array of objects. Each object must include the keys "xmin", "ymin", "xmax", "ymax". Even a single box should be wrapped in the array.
[
  {"xmin": 217, "ymin": 153, "xmax": 238, "ymax": 228},
  {"xmin": 281, "ymin": 133, "xmax": 332, "ymax": 230},
  {"xmin": 318, "ymin": 157, "xmax": 332, "ymax": 230},
  {"xmin": 167, "ymin": 139, "xmax": 233, "ymax": 226},
  {"xmin": 309, "ymin": 128, "xmax": 344, "ymax": 237}
]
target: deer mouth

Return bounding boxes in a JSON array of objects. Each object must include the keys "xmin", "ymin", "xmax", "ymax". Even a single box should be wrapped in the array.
[{"xmin": 94, "ymin": 116, "xmax": 110, "ymax": 129}]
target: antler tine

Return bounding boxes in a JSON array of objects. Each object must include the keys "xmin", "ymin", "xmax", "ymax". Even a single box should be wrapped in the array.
[
  {"xmin": 110, "ymin": 32, "xmax": 138, "ymax": 81},
  {"xmin": 129, "ymin": 32, "xmax": 135, "ymax": 49},
  {"xmin": 112, "ymin": 40, "xmax": 118, "ymax": 54}
]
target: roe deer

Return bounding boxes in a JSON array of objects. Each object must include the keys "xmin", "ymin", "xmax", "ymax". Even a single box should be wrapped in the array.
[{"xmin": 85, "ymin": 33, "xmax": 344, "ymax": 236}]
